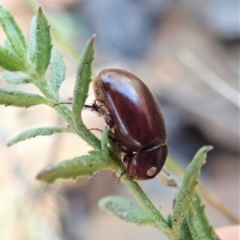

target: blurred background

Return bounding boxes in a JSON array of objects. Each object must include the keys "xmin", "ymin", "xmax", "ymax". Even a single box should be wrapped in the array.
[{"xmin": 0, "ymin": 0, "xmax": 239, "ymax": 239}]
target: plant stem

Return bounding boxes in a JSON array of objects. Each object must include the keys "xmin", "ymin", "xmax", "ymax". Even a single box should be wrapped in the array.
[
  {"xmin": 113, "ymin": 161, "xmax": 176, "ymax": 239},
  {"xmin": 51, "ymin": 101, "xmax": 102, "ymax": 150},
  {"xmin": 28, "ymin": 69, "xmax": 102, "ymax": 150}
]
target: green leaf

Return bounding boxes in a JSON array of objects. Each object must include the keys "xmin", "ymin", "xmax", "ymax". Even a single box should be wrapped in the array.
[
  {"xmin": 88, "ymin": 150, "xmax": 103, "ymax": 158},
  {"xmin": 29, "ymin": 7, "xmax": 52, "ymax": 76},
  {"xmin": 36, "ymin": 154, "xmax": 112, "ymax": 183},
  {"xmin": 187, "ymin": 193, "xmax": 217, "ymax": 240},
  {"xmin": 0, "ymin": 6, "xmax": 27, "ymax": 60},
  {"xmin": 107, "ymin": 130, "xmax": 121, "ymax": 156},
  {"xmin": 180, "ymin": 218, "xmax": 193, "ymax": 240},
  {"xmin": 8, "ymin": 126, "xmax": 70, "ymax": 146},
  {"xmin": 99, "ymin": 196, "xmax": 155, "ymax": 226},
  {"xmin": 167, "ymin": 212, "xmax": 173, "ymax": 228},
  {"xmin": 0, "ymin": 88, "xmax": 49, "ymax": 107},
  {"xmin": 0, "ymin": 46, "xmax": 26, "ymax": 71},
  {"xmin": 4, "ymin": 39, "xmax": 12, "ymax": 51},
  {"xmin": 101, "ymin": 128, "xmax": 110, "ymax": 160},
  {"xmin": 171, "ymin": 146, "xmax": 213, "ymax": 233},
  {"xmin": 1, "ymin": 71, "xmax": 31, "ymax": 84},
  {"xmin": 49, "ymin": 49, "xmax": 65, "ymax": 94},
  {"xmin": 100, "ymin": 128, "xmax": 122, "ymax": 167},
  {"xmin": 72, "ymin": 35, "xmax": 95, "ymax": 120}
]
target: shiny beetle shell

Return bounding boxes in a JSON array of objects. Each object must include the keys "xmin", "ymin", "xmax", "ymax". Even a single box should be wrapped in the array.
[{"xmin": 93, "ymin": 68, "xmax": 168, "ymax": 180}]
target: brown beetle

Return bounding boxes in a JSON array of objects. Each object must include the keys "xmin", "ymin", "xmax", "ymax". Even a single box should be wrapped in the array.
[{"xmin": 92, "ymin": 69, "xmax": 168, "ymax": 180}]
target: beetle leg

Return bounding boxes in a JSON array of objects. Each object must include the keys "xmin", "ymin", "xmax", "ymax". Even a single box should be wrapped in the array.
[
  {"xmin": 87, "ymin": 128, "xmax": 103, "ymax": 133},
  {"xmin": 116, "ymin": 162, "xmax": 131, "ymax": 184},
  {"xmin": 84, "ymin": 101, "xmax": 114, "ymax": 127},
  {"xmin": 123, "ymin": 152, "xmax": 133, "ymax": 163},
  {"xmin": 53, "ymin": 97, "xmax": 73, "ymax": 106},
  {"xmin": 114, "ymin": 152, "xmax": 134, "ymax": 184}
]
